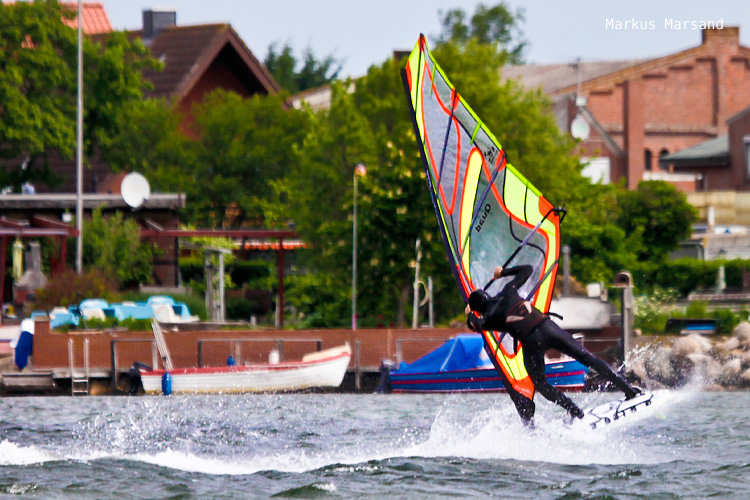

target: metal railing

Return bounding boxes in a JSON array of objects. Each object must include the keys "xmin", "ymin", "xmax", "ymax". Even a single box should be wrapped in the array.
[{"xmin": 68, "ymin": 338, "xmax": 90, "ymax": 396}]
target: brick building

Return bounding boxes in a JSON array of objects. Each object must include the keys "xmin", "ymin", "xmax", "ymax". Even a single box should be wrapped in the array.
[{"xmin": 504, "ymin": 27, "xmax": 750, "ymax": 191}]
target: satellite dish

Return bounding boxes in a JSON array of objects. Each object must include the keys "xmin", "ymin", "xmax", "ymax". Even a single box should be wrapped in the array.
[
  {"xmin": 570, "ymin": 115, "xmax": 590, "ymax": 140},
  {"xmin": 121, "ymin": 172, "xmax": 151, "ymax": 209}
]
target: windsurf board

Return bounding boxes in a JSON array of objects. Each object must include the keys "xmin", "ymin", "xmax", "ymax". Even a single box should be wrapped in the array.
[{"xmin": 578, "ymin": 391, "xmax": 655, "ymax": 430}]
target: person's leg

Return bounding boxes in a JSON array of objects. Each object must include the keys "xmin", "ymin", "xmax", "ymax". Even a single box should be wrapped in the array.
[
  {"xmin": 483, "ymin": 341, "xmax": 536, "ymax": 427},
  {"xmin": 522, "ymin": 331, "xmax": 584, "ymax": 418},
  {"xmin": 506, "ymin": 383, "xmax": 536, "ymax": 428},
  {"xmin": 542, "ymin": 322, "xmax": 638, "ymax": 398}
]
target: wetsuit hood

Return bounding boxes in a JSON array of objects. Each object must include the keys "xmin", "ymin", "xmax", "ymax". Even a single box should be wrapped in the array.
[{"xmin": 468, "ymin": 290, "xmax": 491, "ymax": 314}]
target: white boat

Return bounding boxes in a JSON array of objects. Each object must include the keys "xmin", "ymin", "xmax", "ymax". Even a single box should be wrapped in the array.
[{"xmin": 139, "ymin": 343, "xmax": 352, "ymax": 395}]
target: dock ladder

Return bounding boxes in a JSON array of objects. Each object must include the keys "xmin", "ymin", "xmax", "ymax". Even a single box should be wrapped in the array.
[
  {"xmin": 151, "ymin": 320, "xmax": 174, "ymax": 371},
  {"xmin": 68, "ymin": 338, "xmax": 90, "ymax": 396}
]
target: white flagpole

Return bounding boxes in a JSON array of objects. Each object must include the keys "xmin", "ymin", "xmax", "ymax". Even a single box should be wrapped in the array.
[{"xmin": 75, "ymin": 0, "xmax": 84, "ymax": 274}]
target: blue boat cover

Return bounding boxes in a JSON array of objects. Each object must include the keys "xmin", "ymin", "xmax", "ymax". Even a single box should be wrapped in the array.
[
  {"xmin": 395, "ymin": 334, "xmax": 493, "ymax": 374},
  {"xmin": 14, "ymin": 324, "xmax": 33, "ymax": 370}
]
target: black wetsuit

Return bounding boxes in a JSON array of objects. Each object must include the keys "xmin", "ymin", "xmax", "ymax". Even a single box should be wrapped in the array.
[{"xmin": 467, "ymin": 265, "xmax": 637, "ymax": 423}]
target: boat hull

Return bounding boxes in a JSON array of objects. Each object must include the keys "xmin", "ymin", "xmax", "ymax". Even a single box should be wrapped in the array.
[
  {"xmin": 390, "ymin": 359, "xmax": 587, "ymax": 393},
  {"xmin": 139, "ymin": 344, "xmax": 351, "ymax": 395}
]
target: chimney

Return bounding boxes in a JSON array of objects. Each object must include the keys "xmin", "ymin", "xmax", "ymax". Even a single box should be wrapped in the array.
[
  {"xmin": 702, "ymin": 25, "xmax": 739, "ymax": 45},
  {"xmin": 142, "ymin": 9, "xmax": 176, "ymax": 39}
]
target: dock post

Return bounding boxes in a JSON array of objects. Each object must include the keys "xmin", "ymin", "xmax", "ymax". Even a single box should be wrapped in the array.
[
  {"xmin": 110, "ymin": 340, "xmax": 117, "ymax": 390},
  {"xmin": 355, "ymin": 341, "xmax": 361, "ymax": 391}
]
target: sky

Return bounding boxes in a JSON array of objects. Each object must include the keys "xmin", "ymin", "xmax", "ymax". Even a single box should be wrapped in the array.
[{"xmin": 103, "ymin": 0, "xmax": 750, "ymax": 79}]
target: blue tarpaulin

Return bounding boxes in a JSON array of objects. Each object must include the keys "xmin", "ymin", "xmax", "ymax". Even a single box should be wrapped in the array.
[{"xmin": 395, "ymin": 334, "xmax": 493, "ymax": 374}]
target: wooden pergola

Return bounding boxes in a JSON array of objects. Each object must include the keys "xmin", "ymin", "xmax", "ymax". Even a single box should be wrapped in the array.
[{"xmin": 140, "ymin": 227, "xmax": 300, "ymax": 326}]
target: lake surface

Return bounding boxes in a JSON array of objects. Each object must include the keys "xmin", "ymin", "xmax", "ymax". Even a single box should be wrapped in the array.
[{"xmin": 1, "ymin": 388, "xmax": 748, "ymax": 499}]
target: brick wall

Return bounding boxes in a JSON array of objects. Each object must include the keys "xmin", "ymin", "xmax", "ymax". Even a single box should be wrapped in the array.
[
  {"xmin": 32, "ymin": 320, "xmax": 466, "ymax": 374},
  {"xmin": 729, "ymin": 109, "xmax": 750, "ymax": 190},
  {"xmin": 32, "ymin": 320, "xmax": 624, "ymax": 375},
  {"xmin": 566, "ymin": 28, "xmax": 750, "ymax": 190}
]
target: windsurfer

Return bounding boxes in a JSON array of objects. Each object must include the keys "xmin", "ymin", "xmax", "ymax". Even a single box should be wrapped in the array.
[{"xmin": 465, "ymin": 264, "xmax": 641, "ymax": 423}]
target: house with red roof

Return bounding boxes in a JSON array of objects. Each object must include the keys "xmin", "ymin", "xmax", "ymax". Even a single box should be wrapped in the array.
[
  {"xmin": 46, "ymin": 7, "xmax": 280, "ymax": 194},
  {"xmin": 60, "ymin": 1, "xmax": 111, "ymax": 33}
]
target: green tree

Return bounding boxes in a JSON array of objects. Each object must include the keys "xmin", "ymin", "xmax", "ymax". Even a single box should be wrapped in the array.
[
  {"xmin": 264, "ymin": 42, "xmax": 342, "ymax": 93},
  {"xmin": 264, "ymin": 82, "xmax": 376, "ymax": 327},
  {"xmin": 184, "ymin": 90, "xmax": 310, "ymax": 228},
  {"xmin": 0, "ymin": 0, "xmax": 159, "ymax": 190},
  {"xmin": 96, "ymin": 98, "xmax": 191, "ymax": 194},
  {"xmin": 268, "ymin": 39, "xmax": 586, "ymax": 327},
  {"xmin": 616, "ymin": 180, "xmax": 697, "ymax": 261},
  {"xmin": 555, "ymin": 178, "xmax": 642, "ymax": 284},
  {"xmin": 83, "ymin": 208, "xmax": 158, "ymax": 287},
  {"xmin": 353, "ymin": 57, "xmax": 461, "ymax": 325},
  {"xmin": 437, "ymin": 2, "xmax": 527, "ymax": 64}
]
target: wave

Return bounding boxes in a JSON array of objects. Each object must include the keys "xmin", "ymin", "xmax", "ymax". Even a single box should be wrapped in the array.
[
  {"xmin": 0, "ymin": 440, "xmax": 57, "ymax": 465},
  {"xmin": 0, "ymin": 389, "xmax": 696, "ymax": 474}
]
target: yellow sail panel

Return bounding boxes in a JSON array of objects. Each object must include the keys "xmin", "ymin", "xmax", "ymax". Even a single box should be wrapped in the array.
[
  {"xmin": 459, "ymin": 149, "xmax": 484, "ymax": 283},
  {"xmin": 524, "ymin": 190, "xmax": 542, "ymax": 226},
  {"xmin": 405, "ymin": 39, "xmax": 426, "ymax": 143},
  {"xmin": 481, "ymin": 330, "xmax": 534, "ymax": 400},
  {"xmin": 502, "ymin": 169, "xmax": 527, "ymax": 218}
]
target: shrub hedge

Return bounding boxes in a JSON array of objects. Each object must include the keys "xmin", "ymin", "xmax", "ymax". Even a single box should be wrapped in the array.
[{"xmin": 631, "ymin": 258, "xmax": 750, "ymax": 297}]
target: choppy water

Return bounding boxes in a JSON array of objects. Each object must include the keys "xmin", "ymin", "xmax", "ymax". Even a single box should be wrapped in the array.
[{"xmin": 0, "ymin": 388, "xmax": 748, "ymax": 499}]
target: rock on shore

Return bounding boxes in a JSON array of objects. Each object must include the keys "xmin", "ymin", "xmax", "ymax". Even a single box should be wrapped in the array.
[{"xmin": 628, "ymin": 322, "xmax": 750, "ymax": 390}]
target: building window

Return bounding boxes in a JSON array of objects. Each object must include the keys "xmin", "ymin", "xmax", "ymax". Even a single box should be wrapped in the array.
[
  {"xmin": 745, "ymin": 136, "xmax": 750, "ymax": 180},
  {"xmin": 659, "ymin": 149, "xmax": 669, "ymax": 171},
  {"xmin": 644, "ymin": 149, "xmax": 653, "ymax": 171}
]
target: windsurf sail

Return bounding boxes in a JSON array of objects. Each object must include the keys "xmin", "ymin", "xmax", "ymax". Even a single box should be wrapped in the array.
[{"xmin": 402, "ymin": 35, "xmax": 563, "ymax": 400}]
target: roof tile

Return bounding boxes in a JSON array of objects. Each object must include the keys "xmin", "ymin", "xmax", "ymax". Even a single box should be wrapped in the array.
[{"xmin": 60, "ymin": 2, "xmax": 112, "ymax": 34}]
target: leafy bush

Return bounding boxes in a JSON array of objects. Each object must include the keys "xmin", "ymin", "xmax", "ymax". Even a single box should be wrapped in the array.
[
  {"xmin": 83, "ymin": 207, "xmax": 159, "ymax": 287},
  {"xmin": 684, "ymin": 300, "xmax": 709, "ymax": 318},
  {"xmin": 37, "ymin": 268, "xmax": 120, "ymax": 311},
  {"xmin": 55, "ymin": 317, "xmax": 152, "ymax": 332},
  {"xmin": 633, "ymin": 288, "xmax": 678, "ymax": 334},
  {"xmin": 179, "ymin": 256, "xmax": 204, "ymax": 284},
  {"xmin": 711, "ymin": 308, "xmax": 748, "ymax": 335},
  {"xmin": 225, "ymin": 297, "xmax": 265, "ymax": 320},
  {"xmin": 635, "ymin": 288, "xmax": 750, "ymax": 335},
  {"xmin": 230, "ymin": 260, "xmax": 274, "ymax": 289},
  {"xmin": 285, "ymin": 272, "xmax": 350, "ymax": 328},
  {"xmin": 631, "ymin": 258, "xmax": 750, "ymax": 297}
]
